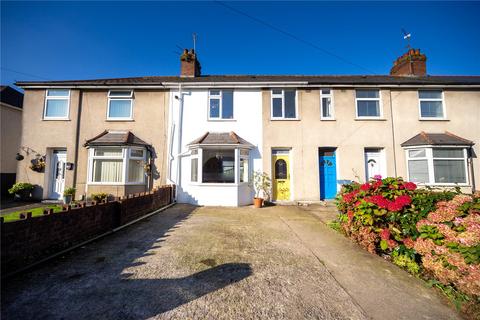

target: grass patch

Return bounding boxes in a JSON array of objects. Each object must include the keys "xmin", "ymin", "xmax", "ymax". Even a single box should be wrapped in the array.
[{"xmin": 2, "ymin": 205, "xmax": 63, "ymax": 222}]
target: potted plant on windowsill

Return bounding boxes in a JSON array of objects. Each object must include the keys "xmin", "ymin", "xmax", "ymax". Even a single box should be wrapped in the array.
[
  {"xmin": 253, "ymin": 171, "xmax": 271, "ymax": 208},
  {"xmin": 63, "ymin": 187, "xmax": 76, "ymax": 205},
  {"xmin": 8, "ymin": 182, "xmax": 35, "ymax": 201}
]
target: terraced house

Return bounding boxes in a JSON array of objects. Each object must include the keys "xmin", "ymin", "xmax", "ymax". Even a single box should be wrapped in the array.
[{"xmin": 15, "ymin": 48, "xmax": 480, "ymax": 206}]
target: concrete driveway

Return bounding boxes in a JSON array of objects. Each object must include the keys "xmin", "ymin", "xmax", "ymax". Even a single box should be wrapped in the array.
[{"xmin": 2, "ymin": 204, "xmax": 459, "ymax": 320}]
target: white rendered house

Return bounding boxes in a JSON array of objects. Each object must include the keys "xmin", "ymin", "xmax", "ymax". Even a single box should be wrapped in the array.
[{"xmin": 167, "ymin": 86, "xmax": 263, "ymax": 206}]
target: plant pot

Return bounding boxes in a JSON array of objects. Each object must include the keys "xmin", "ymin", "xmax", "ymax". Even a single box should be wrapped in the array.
[
  {"xmin": 253, "ymin": 197, "xmax": 264, "ymax": 208},
  {"xmin": 63, "ymin": 195, "xmax": 72, "ymax": 205},
  {"xmin": 14, "ymin": 189, "xmax": 32, "ymax": 201}
]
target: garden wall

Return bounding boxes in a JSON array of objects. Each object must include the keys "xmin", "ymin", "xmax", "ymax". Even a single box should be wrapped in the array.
[{"xmin": 1, "ymin": 185, "xmax": 175, "ymax": 275}]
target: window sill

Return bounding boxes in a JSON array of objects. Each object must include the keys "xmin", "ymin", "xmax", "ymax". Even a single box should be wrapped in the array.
[
  {"xmin": 190, "ymin": 182, "xmax": 249, "ymax": 187},
  {"xmin": 207, "ymin": 119, "xmax": 236, "ymax": 122},
  {"xmin": 419, "ymin": 118, "xmax": 449, "ymax": 121},
  {"xmin": 43, "ymin": 118, "xmax": 71, "ymax": 121},
  {"xmin": 106, "ymin": 119, "xmax": 135, "ymax": 122},
  {"xmin": 320, "ymin": 118, "xmax": 336, "ymax": 121},
  {"xmin": 87, "ymin": 182, "xmax": 146, "ymax": 186},
  {"xmin": 354, "ymin": 118, "xmax": 386, "ymax": 121},
  {"xmin": 416, "ymin": 183, "xmax": 470, "ymax": 187},
  {"xmin": 270, "ymin": 118, "xmax": 301, "ymax": 121}
]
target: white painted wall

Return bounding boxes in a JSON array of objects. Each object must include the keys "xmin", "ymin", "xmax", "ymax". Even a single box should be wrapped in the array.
[{"xmin": 168, "ymin": 88, "xmax": 263, "ymax": 206}]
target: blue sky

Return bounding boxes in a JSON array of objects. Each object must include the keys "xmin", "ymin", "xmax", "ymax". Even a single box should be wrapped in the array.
[{"xmin": 1, "ymin": 1, "xmax": 480, "ymax": 87}]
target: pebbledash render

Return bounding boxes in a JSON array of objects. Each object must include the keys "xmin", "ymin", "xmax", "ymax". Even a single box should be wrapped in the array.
[{"xmin": 15, "ymin": 48, "xmax": 480, "ymax": 206}]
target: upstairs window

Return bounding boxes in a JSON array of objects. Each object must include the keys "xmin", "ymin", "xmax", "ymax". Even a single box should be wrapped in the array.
[
  {"xmin": 356, "ymin": 89, "xmax": 381, "ymax": 118},
  {"xmin": 44, "ymin": 89, "xmax": 70, "ymax": 119},
  {"xmin": 320, "ymin": 89, "xmax": 334, "ymax": 120},
  {"xmin": 419, "ymin": 90, "xmax": 445, "ymax": 119},
  {"xmin": 208, "ymin": 90, "xmax": 234, "ymax": 120},
  {"xmin": 271, "ymin": 89, "xmax": 297, "ymax": 119},
  {"xmin": 107, "ymin": 90, "xmax": 133, "ymax": 120}
]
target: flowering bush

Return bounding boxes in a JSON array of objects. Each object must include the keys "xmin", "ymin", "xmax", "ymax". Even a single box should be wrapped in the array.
[{"xmin": 336, "ymin": 177, "xmax": 480, "ymax": 309}]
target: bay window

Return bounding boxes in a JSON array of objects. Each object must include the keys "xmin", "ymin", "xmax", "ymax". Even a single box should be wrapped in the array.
[
  {"xmin": 406, "ymin": 147, "xmax": 468, "ymax": 185},
  {"xmin": 189, "ymin": 147, "xmax": 250, "ymax": 184},
  {"xmin": 89, "ymin": 147, "xmax": 147, "ymax": 184}
]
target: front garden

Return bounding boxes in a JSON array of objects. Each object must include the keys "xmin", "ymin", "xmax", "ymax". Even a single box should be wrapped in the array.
[{"xmin": 333, "ymin": 176, "xmax": 480, "ymax": 318}]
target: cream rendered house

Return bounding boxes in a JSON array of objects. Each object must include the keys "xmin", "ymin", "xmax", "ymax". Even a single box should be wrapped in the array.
[{"xmin": 14, "ymin": 48, "xmax": 480, "ymax": 205}]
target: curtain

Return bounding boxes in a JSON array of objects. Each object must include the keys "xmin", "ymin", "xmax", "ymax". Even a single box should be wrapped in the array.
[
  {"xmin": 93, "ymin": 159, "xmax": 123, "ymax": 182},
  {"xmin": 128, "ymin": 159, "xmax": 144, "ymax": 183},
  {"xmin": 45, "ymin": 99, "xmax": 68, "ymax": 117}
]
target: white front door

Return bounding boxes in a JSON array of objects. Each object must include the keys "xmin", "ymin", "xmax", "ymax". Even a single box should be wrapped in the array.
[
  {"xmin": 365, "ymin": 148, "xmax": 385, "ymax": 181},
  {"xmin": 49, "ymin": 150, "xmax": 67, "ymax": 199}
]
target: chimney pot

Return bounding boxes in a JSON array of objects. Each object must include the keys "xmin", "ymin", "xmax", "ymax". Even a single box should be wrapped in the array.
[{"xmin": 180, "ymin": 48, "xmax": 201, "ymax": 77}]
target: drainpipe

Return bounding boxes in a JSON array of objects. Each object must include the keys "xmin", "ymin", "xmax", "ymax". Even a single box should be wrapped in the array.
[
  {"xmin": 73, "ymin": 90, "xmax": 83, "ymax": 199},
  {"xmin": 469, "ymin": 147, "xmax": 476, "ymax": 193},
  {"xmin": 175, "ymin": 83, "xmax": 184, "ymax": 194},
  {"xmin": 389, "ymin": 90, "xmax": 398, "ymax": 177}
]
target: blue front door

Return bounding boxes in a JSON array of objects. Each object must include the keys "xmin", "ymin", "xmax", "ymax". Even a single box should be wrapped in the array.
[{"xmin": 319, "ymin": 150, "xmax": 337, "ymax": 199}]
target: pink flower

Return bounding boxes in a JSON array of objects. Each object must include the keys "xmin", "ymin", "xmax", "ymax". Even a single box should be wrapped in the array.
[
  {"xmin": 380, "ymin": 228, "xmax": 390, "ymax": 240},
  {"xmin": 373, "ymin": 174, "xmax": 382, "ymax": 181},
  {"xmin": 373, "ymin": 180, "xmax": 383, "ymax": 189},
  {"xmin": 387, "ymin": 239, "xmax": 398, "ymax": 249},
  {"xmin": 403, "ymin": 237, "xmax": 415, "ymax": 249},
  {"xmin": 388, "ymin": 201, "xmax": 403, "ymax": 212},
  {"xmin": 395, "ymin": 195, "xmax": 412, "ymax": 206},
  {"xmin": 347, "ymin": 210, "xmax": 354, "ymax": 222},
  {"xmin": 414, "ymin": 238, "xmax": 436, "ymax": 255}
]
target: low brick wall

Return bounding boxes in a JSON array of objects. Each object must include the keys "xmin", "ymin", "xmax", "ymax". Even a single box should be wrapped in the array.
[{"xmin": 1, "ymin": 185, "xmax": 174, "ymax": 275}]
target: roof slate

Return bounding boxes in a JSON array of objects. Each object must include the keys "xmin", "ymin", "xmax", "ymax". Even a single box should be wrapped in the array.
[
  {"xmin": 401, "ymin": 131, "xmax": 474, "ymax": 147},
  {"xmin": 84, "ymin": 130, "xmax": 149, "ymax": 147},
  {"xmin": 187, "ymin": 132, "xmax": 253, "ymax": 147},
  {"xmin": 15, "ymin": 75, "xmax": 480, "ymax": 87}
]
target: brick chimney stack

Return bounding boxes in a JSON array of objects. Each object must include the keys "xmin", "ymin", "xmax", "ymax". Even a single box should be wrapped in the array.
[
  {"xmin": 390, "ymin": 48, "xmax": 427, "ymax": 76},
  {"xmin": 180, "ymin": 48, "xmax": 201, "ymax": 77}
]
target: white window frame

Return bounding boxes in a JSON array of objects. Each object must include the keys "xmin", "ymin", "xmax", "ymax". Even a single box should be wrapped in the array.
[
  {"xmin": 418, "ymin": 90, "xmax": 446, "ymax": 120},
  {"xmin": 87, "ymin": 146, "xmax": 146, "ymax": 185},
  {"xmin": 107, "ymin": 90, "xmax": 134, "ymax": 121},
  {"xmin": 271, "ymin": 89, "xmax": 298, "ymax": 120},
  {"xmin": 43, "ymin": 89, "xmax": 70, "ymax": 120},
  {"xmin": 405, "ymin": 146, "xmax": 469, "ymax": 186},
  {"xmin": 320, "ymin": 88, "xmax": 334, "ymax": 120},
  {"xmin": 355, "ymin": 89, "xmax": 383, "ymax": 119},
  {"xmin": 189, "ymin": 146, "xmax": 250, "ymax": 186},
  {"xmin": 190, "ymin": 149, "xmax": 199, "ymax": 182},
  {"xmin": 207, "ymin": 90, "xmax": 235, "ymax": 121}
]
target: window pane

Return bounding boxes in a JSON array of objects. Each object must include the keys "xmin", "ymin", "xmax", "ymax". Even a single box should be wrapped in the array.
[
  {"xmin": 434, "ymin": 160, "xmax": 466, "ymax": 183},
  {"xmin": 408, "ymin": 149, "xmax": 426, "ymax": 158},
  {"xmin": 210, "ymin": 90, "xmax": 220, "ymax": 96},
  {"xmin": 356, "ymin": 90, "xmax": 379, "ymax": 98},
  {"xmin": 128, "ymin": 159, "xmax": 144, "ymax": 183},
  {"xmin": 45, "ymin": 99, "xmax": 68, "ymax": 117},
  {"xmin": 191, "ymin": 158, "xmax": 198, "ymax": 182},
  {"xmin": 240, "ymin": 149, "xmax": 249, "ymax": 156},
  {"xmin": 94, "ymin": 148, "xmax": 122, "ymax": 156},
  {"xmin": 272, "ymin": 89, "xmax": 282, "ymax": 95},
  {"xmin": 202, "ymin": 149, "xmax": 235, "ymax": 183},
  {"xmin": 284, "ymin": 90, "xmax": 296, "ymax": 118},
  {"xmin": 433, "ymin": 148, "xmax": 464, "ymax": 158},
  {"xmin": 209, "ymin": 98, "xmax": 220, "ymax": 118},
  {"xmin": 408, "ymin": 160, "xmax": 429, "ymax": 183},
  {"xmin": 420, "ymin": 101, "xmax": 443, "ymax": 118},
  {"xmin": 357, "ymin": 100, "xmax": 380, "ymax": 117},
  {"xmin": 321, "ymin": 89, "xmax": 331, "ymax": 95},
  {"xmin": 109, "ymin": 91, "xmax": 132, "ymax": 97},
  {"xmin": 109, "ymin": 100, "xmax": 132, "ymax": 118},
  {"xmin": 130, "ymin": 149, "xmax": 144, "ymax": 158},
  {"xmin": 221, "ymin": 90, "xmax": 234, "ymax": 119},
  {"xmin": 47, "ymin": 89, "xmax": 69, "ymax": 97},
  {"xmin": 240, "ymin": 157, "xmax": 248, "ymax": 182},
  {"xmin": 272, "ymin": 97, "xmax": 283, "ymax": 117},
  {"xmin": 322, "ymin": 97, "xmax": 331, "ymax": 118},
  {"xmin": 93, "ymin": 159, "xmax": 123, "ymax": 182},
  {"xmin": 419, "ymin": 90, "xmax": 442, "ymax": 99}
]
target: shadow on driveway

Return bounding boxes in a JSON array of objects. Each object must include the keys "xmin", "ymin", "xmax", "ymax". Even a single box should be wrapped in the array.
[{"xmin": 2, "ymin": 204, "xmax": 252, "ymax": 319}]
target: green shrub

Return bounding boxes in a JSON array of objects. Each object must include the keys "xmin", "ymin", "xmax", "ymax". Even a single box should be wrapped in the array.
[
  {"xmin": 91, "ymin": 193, "xmax": 108, "ymax": 202},
  {"xmin": 392, "ymin": 249, "xmax": 420, "ymax": 274},
  {"xmin": 8, "ymin": 182, "xmax": 34, "ymax": 194},
  {"xmin": 63, "ymin": 187, "xmax": 76, "ymax": 197}
]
